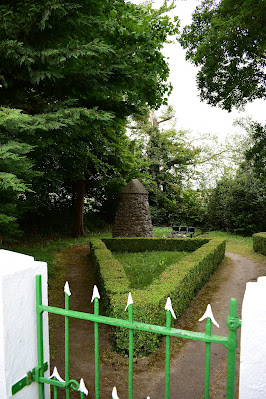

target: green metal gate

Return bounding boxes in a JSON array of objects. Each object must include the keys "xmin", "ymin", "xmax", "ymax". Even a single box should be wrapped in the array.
[{"xmin": 12, "ymin": 274, "xmax": 241, "ymax": 398}]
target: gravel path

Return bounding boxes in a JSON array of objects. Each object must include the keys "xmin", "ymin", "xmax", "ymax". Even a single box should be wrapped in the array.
[
  {"xmin": 147, "ymin": 252, "xmax": 266, "ymax": 398},
  {"xmin": 49, "ymin": 245, "xmax": 266, "ymax": 399}
]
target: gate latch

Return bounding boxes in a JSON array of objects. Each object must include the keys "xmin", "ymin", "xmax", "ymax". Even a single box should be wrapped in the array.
[{"xmin": 11, "ymin": 362, "xmax": 48, "ymax": 395}]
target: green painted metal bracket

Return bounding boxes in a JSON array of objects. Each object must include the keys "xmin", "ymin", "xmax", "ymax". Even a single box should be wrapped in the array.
[{"xmin": 11, "ymin": 362, "xmax": 48, "ymax": 396}]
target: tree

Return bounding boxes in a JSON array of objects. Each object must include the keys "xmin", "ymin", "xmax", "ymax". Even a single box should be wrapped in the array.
[
  {"xmin": 179, "ymin": 0, "xmax": 266, "ymax": 111},
  {"xmin": 129, "ymin": 107, "xmax": 205, "ymax": 225},
  {"xmin": 0, "ymin": 110, "xmax": 39, "ymax": 240},
  {"xmin": 130, "ymin": 105, "xmax": 249, "ymax": 226},
  {"xmin": 0, "ymin": 142, "xmax": 33, "ymax": 240},
  {"xmin": 205, "ymin": 164, "xmax": 266, "ymax": 234},
  {"xmin": 245, "ymin": 122, "xmax": 266, "ymax": 181},
  {"xmin": 0, "ymin": 0, "xmax": 179, "ymax": 235}
]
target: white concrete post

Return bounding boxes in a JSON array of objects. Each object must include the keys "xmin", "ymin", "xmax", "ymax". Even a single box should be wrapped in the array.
[
  {"xmin": 0, "ymin": 250, "xmax": 50, "ymax": 399},
  {"xmin": 239, "ymin": 276, "xmax": 266, "ymax": 398}
]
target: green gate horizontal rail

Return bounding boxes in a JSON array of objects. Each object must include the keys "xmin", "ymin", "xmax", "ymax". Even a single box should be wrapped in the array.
[{"xmin": 39, "ymin": 302, "xmax": 231, "ymax": 345}]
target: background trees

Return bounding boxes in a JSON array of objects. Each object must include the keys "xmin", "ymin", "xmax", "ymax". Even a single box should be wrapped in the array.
[
  {"xmin": 179, "ymin": 0, "xmax": 266, "ymax": 110},
  {"xmin": 205, "ymin": 121, "xmax": 266, "ymax": 234},
  {"xmin": 0, "ymin": 0, "xmax": 178, "ymax": 239},
  {"xmin": 206, "ymin": 165, "xmax": 265, "ymax": 234},
  {"xmin": 245, "ymin": 121, "xmax": 266, "ymax": 182},
  {"xmin": 177, "ymin": 0, "xmax": 266, "ymax": 234},
  {"xmin": 1, "ymin": 0, "xmax": 264, "ymax": 240},
  {"xmin": 129, "ymin": 107, "xmax": 225, "ymax": 227}
]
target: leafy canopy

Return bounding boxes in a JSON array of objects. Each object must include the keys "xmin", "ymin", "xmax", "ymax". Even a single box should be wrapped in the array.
[
  {"xmin": 0, "ymin": 0, "xmax": 179, "ymax": 236},
  {"xmin": 245, "ymin": 122, "xmax": 266, "ymax": 182},
  {"xmin": 0, "ymin": 111, "xmax": 39, "ymax": 239},
  {"xmin": 179, "ymin": 0, "xmax": 266, "ymax": 111}
]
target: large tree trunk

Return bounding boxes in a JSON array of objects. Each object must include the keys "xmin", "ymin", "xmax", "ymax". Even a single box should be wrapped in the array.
[{"xmin": 73, "ymin": 180, "xmax": 86, "ymax": 236}]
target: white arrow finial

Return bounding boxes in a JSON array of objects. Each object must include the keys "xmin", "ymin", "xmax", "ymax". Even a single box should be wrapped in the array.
[
  {"xmin": 78, "ymin": 378, "xmax": 88, "ymax": 396},
  {"xmin": 112, "ymin": 386, "xmax": 120, "ymax": 399},
  {"xmin": 91, "ymin": 285, "xmax": 100, "ymax": 302},
  {"xmin": 125, "ymin": 292, "xmax": 133, "ymax": 311},
  {"xmin": 64, "ymin": 281, "xmax": 71, "ymax": 297},
  {"xmin": 199, "ymin": 304, "xmax": 219, "ymax": 328},
  {"xmin": 165, "ymin": 297, "xmax": 176, "ymax": 319},
  {"xmin": 49, "ymin": 367, "xmax": 65, "ymax": 382}
]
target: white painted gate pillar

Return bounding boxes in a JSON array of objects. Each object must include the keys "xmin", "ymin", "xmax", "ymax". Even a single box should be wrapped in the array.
[
  {"xmin": 0, "ymin": 250, "xmax": 50, "ymax": 399},
  {"xmin": 239, "ymin": 276, "xmax": 266, "ymax": 398}
]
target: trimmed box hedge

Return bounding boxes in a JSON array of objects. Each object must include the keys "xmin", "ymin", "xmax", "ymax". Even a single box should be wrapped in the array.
[
  {"xmin": 90, "ymin": 237, "xmax": 225, "ymax": 355},
  {"xmin": 253, "ymin": 232, "xmax": 266, "ymax": 256},
  {"xmin": 103, "ymin": 237, "xmax": 209, "ymax": 253}
]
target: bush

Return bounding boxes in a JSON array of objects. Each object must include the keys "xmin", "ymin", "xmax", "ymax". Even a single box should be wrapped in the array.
[
  {"xmin": 103, "ymin": 237, "xmax": 209, "ymax": 253},
  {"xmin": 90, "ymin": 237, "xmax": 225, "ymax": 355},
  {"xmin": 253, "ymin": 232, "xmax": 266, "ymax": 255}
]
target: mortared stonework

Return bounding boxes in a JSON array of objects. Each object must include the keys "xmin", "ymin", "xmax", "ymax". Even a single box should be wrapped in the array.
[{"xmin": 112, "ymin": 179, "xmax": 154, "ymax": 237}]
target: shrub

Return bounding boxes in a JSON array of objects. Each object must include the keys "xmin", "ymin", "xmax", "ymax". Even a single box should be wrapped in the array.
[
  {"xmin": 102, "ymin": 237, "xmax": 209, "ymax": 253},
  {"xmin": 253, "ymin": 232, "xmax": 266, "ymax": 255},
  {"xmin": 90, "ymin": 237, "xmax": 225, "ymax": 355}
]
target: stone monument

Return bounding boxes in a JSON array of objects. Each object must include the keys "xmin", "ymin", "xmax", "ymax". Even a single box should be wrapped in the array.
[{"xmin": 112, "ymin": 179, "xmax": 154, "ymax": 237}]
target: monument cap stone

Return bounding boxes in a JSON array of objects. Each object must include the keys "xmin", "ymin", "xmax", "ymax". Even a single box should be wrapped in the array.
[{"xmin": 121, "ymin": 178, "xmax": 148, "ymax": 194}]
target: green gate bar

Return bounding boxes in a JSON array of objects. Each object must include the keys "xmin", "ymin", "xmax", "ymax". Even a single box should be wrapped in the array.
[
  {"xmin": 93, "ymin": 292, "xmax": 100, "ymax": 399},
  {"xmin": 36, "ymin": 274, "xmax": 46, "ymax": 399},
  {"xmin": 127, "ymin": 296, "xmax": 134, "ymax": 399},
  {"xmin": 65, "ymin": 285, "xmax": 70, "ymax": 399},
  {"xmin": 204, "ymin": 317, "xmax": 212, "ymax": 399},
  {"xmin": 33, "ymin": 275, "xmax": 241, "ymax": 399},
  {"xmin": 226, "ymin": 298, "xmax": 240, "ymax": 398},
  {"xmin": 165, "ymin": 307, "xmax": 172, "ymax": 399}
]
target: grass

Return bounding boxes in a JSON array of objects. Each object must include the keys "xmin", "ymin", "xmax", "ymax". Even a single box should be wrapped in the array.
[
  {"xmin": 114, "ymin": 250, "xmax": 189, "ymax": 289},
  {"xmin": 1, "ymin": 236, "xmax": 90, "ymax": 277},
  {"xmin": 153, "ymin": 226, "xmax": 172, "ymax": 237},
  {"xmin": 200, "ymin": 231, "xmax": 265, "ymax": 263},
  {"xmin": 2, "ymin": 227, "xmax": 264, "ymax": 281}
]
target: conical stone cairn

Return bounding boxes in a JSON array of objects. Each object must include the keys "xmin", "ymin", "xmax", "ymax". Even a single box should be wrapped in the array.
[{"xmin": 112, "ymin": 179, "xmax": 154, "ymax": 238}]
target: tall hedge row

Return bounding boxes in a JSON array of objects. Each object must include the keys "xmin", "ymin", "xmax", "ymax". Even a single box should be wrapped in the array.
[{"xmin": 90, "ymin": 237, "xmax": 225, "ymax": 355}]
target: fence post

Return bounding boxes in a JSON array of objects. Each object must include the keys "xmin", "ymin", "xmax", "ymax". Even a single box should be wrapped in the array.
[
  {"xmin": 239, "ymin": 276, "xmax": 266, "ymax": 398},
  {"xmin": 0, "ymin": 250, "xmax": 50, "ymax": 399}
]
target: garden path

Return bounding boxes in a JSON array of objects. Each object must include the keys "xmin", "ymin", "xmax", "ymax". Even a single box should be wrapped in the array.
[{"xmin": 49, "ymin": 244, "xmax": 266, "ymax": 399}]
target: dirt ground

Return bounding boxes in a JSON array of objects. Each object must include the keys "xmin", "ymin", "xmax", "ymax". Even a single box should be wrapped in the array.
[{"xmin": 48, "ymin": 243, "xmax": 266, "ymax": 398}]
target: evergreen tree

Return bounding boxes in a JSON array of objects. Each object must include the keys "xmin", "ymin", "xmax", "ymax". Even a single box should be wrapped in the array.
[
  {"xmin": 0, "ymin": 0, "xmax": 179, "ymax": 235},
  {"xmin": 0, "ymin": 112, "xmax": 38, "ymax": 240}
]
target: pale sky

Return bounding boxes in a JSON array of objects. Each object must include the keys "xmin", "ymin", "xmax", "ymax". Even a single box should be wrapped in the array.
[{"xmin": 131, "ymin": 0, "xmax": 266, "ymax": 139}]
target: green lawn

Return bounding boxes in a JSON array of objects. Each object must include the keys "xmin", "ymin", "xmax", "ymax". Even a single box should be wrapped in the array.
[
  {"xmin": 114, "ymin": 250, "xmax": 189, "ymax": 289},
  {"xmin": 1, "ymin": 236, "xmax": 90, "ymax": 277},
  {"xmin": 2, "ymin": 227, "xmax": 264, "ymax": 279}
]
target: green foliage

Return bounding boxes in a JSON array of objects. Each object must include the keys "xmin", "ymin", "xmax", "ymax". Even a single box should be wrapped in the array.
[
  {"xmin": 205, "ymin": 164, "xmax": 266, "ymax": 235},
  {"xmin": 2, "ymin": 235, "xmax": 91, "ymax": 276},
  {"xmin": 0, "ymin": 0, "xmax": 179, "ymax": 235},
  {"xmin": 90, "ymin": 237, "xmax": 225, "ymax": 355},
  {"xmin": 253, "ymin": 233, "xmax": 266, "ymax": 256},
  {"xmin": 103, "ymin": 237, "xmax": 209, "ymax": 253},
  {"xmin": 179, "ymin": 0, "xmax": 266, "ymax": 110},
  {"xmin": 245, "ymin": 122, "xmax": 266, "ymax": 182},
  {"xmin": 203, "ymin": 120, "xmax": 266, "ymax": 236},
  {"xmin": 0, "ymin": 134, "xmax": 39, "ymax": 240},
  {"xmin": 129, "ymin": 107, "xmax": 247, "ymax": 228},
  {"xmin": 129, "ymin": 107, "xmax": 208, "ymax": 226}
]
